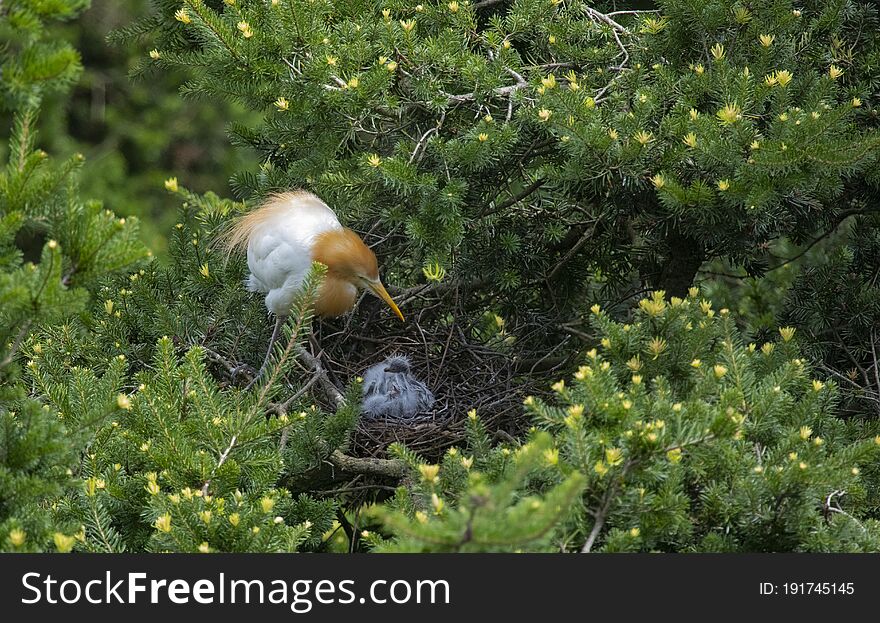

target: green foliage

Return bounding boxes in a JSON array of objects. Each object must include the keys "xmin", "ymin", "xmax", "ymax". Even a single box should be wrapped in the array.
[
  {"xmin": 4, "ymin": 0, "xmax": 880, "ymax": 555},
  {"xmin": 35, "ymin": 0, "xmax": 260, "ymax": 254},
  {"xmin": 0, "ymin": 0, "xmax": 89, "ymax": 111},
  {"xmin": 532, "ymin": 290, "xmax": 880, "ymax": 551},
  {"xmin": 371, "ymin": 432, "xmax": 586, "ymax": 552},
  {"xmin": 782, "ymin": 214, "xmax": 880, "ymax": 418},
  {"xmin": 699, "ymin": 239, "xmax": 805, "ymax": 340},
  {"xmin": 131, "ymin": 0, "xmax": 880, "ymax": 319},
  {"xmin": 33, "ymin": 259, "xmax": 366, "ymax": 552},
  {"xmin": 0, "ymin": 0, "xmax": 149, "ymax": 552},
  {"xmin": 377, "ymin": 289, "xmax": 880, "ymax": 552}
]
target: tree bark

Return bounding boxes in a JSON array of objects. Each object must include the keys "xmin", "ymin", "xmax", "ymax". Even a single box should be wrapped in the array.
[
  {"xmin": 653, "ymin": 230, "xmax": 705, "ymax": 298},
  {"xmin": 329, "ymin": 450, "xmax": 407, "ymax": 479}
]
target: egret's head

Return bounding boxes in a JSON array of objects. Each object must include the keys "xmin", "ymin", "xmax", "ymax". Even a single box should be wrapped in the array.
[{"xmin": 313, "ymin": 228, "xmax": 404, "ymax": 321}]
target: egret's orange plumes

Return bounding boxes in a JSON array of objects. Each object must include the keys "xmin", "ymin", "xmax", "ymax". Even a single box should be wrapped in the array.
[
  {"xmin": 218, "ymin": 192, "xmax": 301, "ymax": 257},
  {"xmin": 312, "ymin": 228, "xmax": 374, "ymax": 317}
]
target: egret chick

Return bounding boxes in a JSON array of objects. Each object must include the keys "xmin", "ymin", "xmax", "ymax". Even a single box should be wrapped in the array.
[
  {"xmin": 362, "ymin": 355, "xmax": 435, "ymax": 419},
  {"xmin": 220, "ymin": 191, "xmax": 404, "ymax": 385}
]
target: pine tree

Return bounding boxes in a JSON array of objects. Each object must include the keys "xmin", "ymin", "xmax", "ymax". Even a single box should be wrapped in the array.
[
  {"xmin": 1, "ymin": 0, "xmax": 148, "ymax": 551},
  {"xmin": 376, "ymin": 290, "xmax": 880, "ymax": 552},
  {"xmin": 782, "ymin": 215, "xmax": 880, "ymax": 419},
  {"xmin": 130, "ymin": 0, "xmax": 880, "ymax": 315}
]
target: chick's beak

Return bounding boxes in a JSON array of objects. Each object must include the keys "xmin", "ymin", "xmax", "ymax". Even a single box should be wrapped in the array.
[{"xmin": 367, "ymin": 280, "xmax": 405, "ymax": 322}]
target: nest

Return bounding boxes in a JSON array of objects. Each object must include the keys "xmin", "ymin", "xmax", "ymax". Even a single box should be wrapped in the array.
[{"xmin": 314, "ymin": 284, "xmax": 574, "ymax": 462}]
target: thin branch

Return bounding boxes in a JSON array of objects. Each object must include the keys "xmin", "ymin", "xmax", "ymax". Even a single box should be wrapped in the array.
[
  {"xmin": 585, "ymin": 8, "xmax": 627, "ymax": 33},
  {"xmin": 272, "ymin": 370, "xmax": 321, "ymax": 416},
  {"xmin": 409, "ymin": 111, "xmax": 446, "ymax": 164},
  {"xmin": 606, "ymin": 9, "xmax": 661, "ymax": 17},
  {"xmin": 0, "ymin": 319, "xmax": 33, "ymax": 369},
  {"xmin": 201, "ymin": 434, "xmax": 237, "ymax": 496},
  {"xmin": 296, "ymin": 345, "xmax": 345, "ymax": 408},
  {"xmin": 609, "ymin": 28, "xmax": 629, "ymax": 70},
  {"xmin": 444, "ymin": 81, "xmax": 527, "ymax": 104},
  {"xmin": 314, "ymin": 483, "xmax": 398, "ymax": 495},
  {"xmin": 547, "ymin": 220, "xmax": 599, "ymax": 280},
  {"xmin": 767, "ymin": 208, "xmax": 867, "ymax": 272},
  {"xmin": 479, "ymin": 178, "xmax": 545, "ymax": 219},
  {"xmin": 582, "ymin": 494, "xmax": 613, "ymax": 553},
  {"xmin": 870, "ymin": 329, "xmax": 880, "ymax": 401},
  {"xmin": 582, "ymin": 459, "xmax": 635, "ymax": 552},
  {"xmin": 443, "ymin": 66, "xmax": 528, "ymax": 104},
  {"xmin": 525, "ymin": 62, "xmax": 576, "ymax": 71},
  {"xmin": 824, "ymin": 490, "xmax": 867, "ymax": 533},
  {"xmin": 203, "ymin": 346, "xmax": 250, "ymax": 380}
]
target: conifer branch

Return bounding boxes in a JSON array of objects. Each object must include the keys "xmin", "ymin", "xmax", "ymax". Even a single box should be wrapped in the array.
[
  {"xmin": 184, "ymin": 0, "xmax": 246, "ymax": 66},
  {"xmin": 824, "ymin": 491, "xmax": 867, "ymax": 533},
  {"xmin": 581, "ymin": 472, "xmax": 623, "ymax": 553},
  {"xmin": 479, "ymin": 178, "xmax": 545, "ymax": 218},
  {"xmin": 443, "ymin": 66, "xmax": 529, "ymax": 104},
  {"xmin": 0, "ymin": 319, "xmax": 32, "ymax": 369},
  {"xmin": 585, "ymin": 8, "xmax": 628, "ymax": 33},
  {"xmin": 547, "ymin": 220, "xmax": 599, "ymax": 280}
]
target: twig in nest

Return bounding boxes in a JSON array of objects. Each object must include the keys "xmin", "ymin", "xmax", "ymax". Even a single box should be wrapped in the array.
[
  {"xmin": 272, "ymin": 367, "xmax": 322, "ymax": 416},
  {"xmin": 296, "ymin": 345, "xmax": 345, "ymax": 408},
  {"xmin": 293, "ymin": 339, "xmax": 409, "ymax": 478}
]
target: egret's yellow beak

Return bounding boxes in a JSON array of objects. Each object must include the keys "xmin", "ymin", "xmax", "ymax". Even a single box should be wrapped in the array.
[{"xmin": 367, "ymin": 281, "xmax": 405, "ymax": 322}]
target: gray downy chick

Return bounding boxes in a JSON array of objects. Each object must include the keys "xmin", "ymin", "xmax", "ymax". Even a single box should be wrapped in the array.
[{"xmin": 361, "ymin": 355, "xmax": 435, "ymax": 419}]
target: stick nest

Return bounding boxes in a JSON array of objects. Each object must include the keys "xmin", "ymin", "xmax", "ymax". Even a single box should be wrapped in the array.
[{"xmin": 314, "ymin": 286, "xmax": 573, "ymax": 462}]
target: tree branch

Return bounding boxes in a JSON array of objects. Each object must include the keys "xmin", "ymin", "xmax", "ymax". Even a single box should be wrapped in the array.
[
  {"xmin": 479, "ymin": 178, "xmax": 545, "ymax": 219},
  {"xmin": 330, "ymin": 449, "xmax": 408, "ymax": 478},
  {"xmin": 296, "ymin": 344, "xmax": 345, "ymax": 408},
  {"xmin": 471, "ymin": 0, "xmax": 504, "ymax": 9},
  {"xmin": 294, "ymin": 340, "xmax": 409, "ymax": 480},
  {"xmin": 547, "ymin": 220, "xmax": 599, "ymax": 280},
  {"xmin": 0, "ymin": 319, "xmax": 33, "ymax": 369},
  {"xmin": 443, "ymin": 66, "xmax": 528, "ymax": 104}
]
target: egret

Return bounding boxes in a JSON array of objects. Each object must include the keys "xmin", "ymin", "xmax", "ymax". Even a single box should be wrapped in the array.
[{"xmin": 220, "ymin": 191, "xmax": 404, "ymax": 385}]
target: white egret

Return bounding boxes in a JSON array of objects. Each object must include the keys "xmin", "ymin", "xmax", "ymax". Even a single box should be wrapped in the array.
[{"xmin": 220, "ymin": 191, "xmax": 404, "ymax": 384}]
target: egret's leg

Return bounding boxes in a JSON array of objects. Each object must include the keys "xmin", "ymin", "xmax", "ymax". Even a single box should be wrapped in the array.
[{"xmin": 246, "ymin": 314, "xmax": 287, "ymax": 390}]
